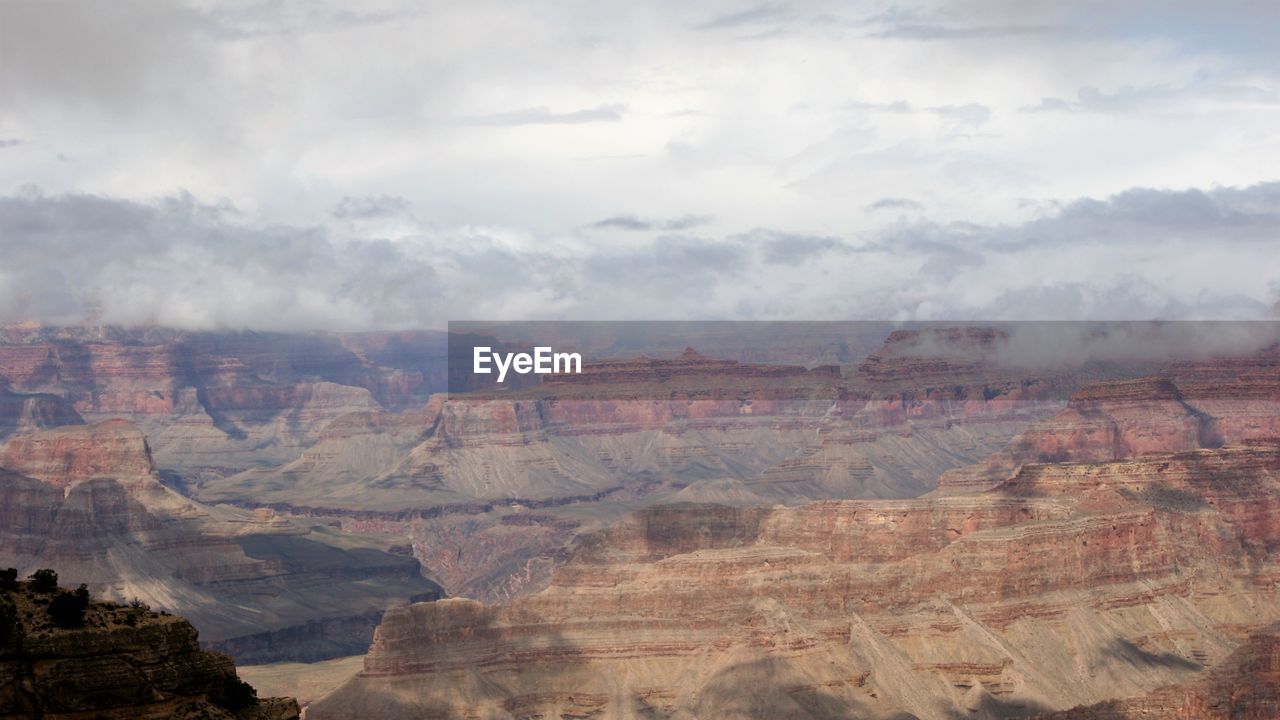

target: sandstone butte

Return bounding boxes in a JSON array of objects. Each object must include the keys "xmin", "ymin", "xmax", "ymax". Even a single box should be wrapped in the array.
[
  {"xmin": 0, "ymin": 574, "xmax": 300, "ymax": 720},
  {"xmin": 307, "ymin": 351, "xmax": 1280, "ymax": 720},
  {"xmin": 0, "ymin": 419, "xmax": 443, "ymax": 664}
]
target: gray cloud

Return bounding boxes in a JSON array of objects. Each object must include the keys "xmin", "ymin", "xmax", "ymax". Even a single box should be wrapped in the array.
[
  {"xmin": 735, "ymin": 229, "xmax": 850, "ymax": 266},
  {"xmin": 866, "ymin": 197, "xmax": 925, "ymax": 212},
  {"xmin": 0, "ymin": 1, "xmax": 214, "ymax": 114},
  {"xmin": 693, "ymin": 4, "xmax": 792, "ymax": 32},
  {"xmin": 591, "ymin": 214, "xmax": 711, "ymax": 232},
  {"xmin": 1, "ymin": 182, "xmax": 1274, "ymax": 329},
  {"xmin": 463, "ymin": 104, "xmax": 627, "ymax": 126},
  {"xmin": 0, "ymin": 139, "xmax": 22, "ymax": 149},
  {"xmin": 0, "ymin": 1, "xmax": 1274, "ymax": 327},
  {"xmin": 1023, "ymin": 82, "xmax": 1279, "ymax": 113},
  {"xmin": 333, "ymin": 194, "xmax": 415, "ymax": 221}
]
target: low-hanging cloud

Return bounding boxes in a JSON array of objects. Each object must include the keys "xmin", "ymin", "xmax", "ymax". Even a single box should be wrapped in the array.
[{"xmin": 0, "ymin": 181, "xmax": 1276, "ymax": 330}]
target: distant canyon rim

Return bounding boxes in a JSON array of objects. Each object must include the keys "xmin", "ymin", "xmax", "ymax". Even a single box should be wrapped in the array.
[{"xmin": 0, "ymin": 321, "xmax": 1278, "ymax": 718}]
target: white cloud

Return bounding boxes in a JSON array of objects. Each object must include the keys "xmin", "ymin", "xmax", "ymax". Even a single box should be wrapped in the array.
[
  {"xmin": 0, "ymin": 183, "xmax": 1275, "ymax": 329},
  {"xmin": 0, "ymin": 0, "xmax": 1275, "ymax": 326}
]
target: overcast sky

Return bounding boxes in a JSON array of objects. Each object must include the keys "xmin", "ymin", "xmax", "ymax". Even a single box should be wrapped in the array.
[{"xmin": 1, "ymin": 0, "xmax": 1277, "ymax": 329}]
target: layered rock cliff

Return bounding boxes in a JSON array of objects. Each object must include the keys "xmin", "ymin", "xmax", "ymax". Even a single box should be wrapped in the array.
[
  {"xmin": 308, "ymin": 441, "xmax": 1280, "ymax": 719},
  {"xmin": 0, "ymin": 325, "xmax": 449, "ymax": 477},
  {"xmin": 1034, "ymin": 622, "xmax": 1280, "ymax": 719},
  {"xmin": 0, "ymin": 381, "xmax": 82, "ymax": 442},
  {"xmin": 0, "ymin": 574, "xmax": 300, "ymax": 720},
  {"xmin": 935, "ymin": 351, "xmax": 1280, "ymax": 494},
  {"xmin": 0, "ymin": 420, "xmax": 443, "ymax": 664},
  {"xmin": 308, "ymin": 349, "xmax": 1280, "ymax": 719},
  {"xmin": 200, "ymin": 334, "xmax": 1086, "ymax": 602}
]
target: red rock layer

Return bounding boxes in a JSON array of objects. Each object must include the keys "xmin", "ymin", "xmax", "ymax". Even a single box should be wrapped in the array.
[
  {"xmin": 935, "ymin": 361, "xmax": 1280, "ymax": 494},
  {"xmin": 1, "ymin": 418, "xmax": 156, "ymax": 487},
  {"xmin": 0, "ymin": 326, "xmax": 449, "ymax": 475},
  {"xmin": 308, "ymin": 444, "xmax": 1280, "ymax": 719}
]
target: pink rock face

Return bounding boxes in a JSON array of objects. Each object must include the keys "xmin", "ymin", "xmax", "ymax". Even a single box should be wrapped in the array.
[
  {"xmin": 0, "ymin": 419, "xmax": 155, "ymax": 487},
  {"xmin": 936, "ymin": 364, "xmax": 1280, "ymax": 494},
  {"xmin": 0, "ymin": 326, "xmax": 454, "ymax": 478}
]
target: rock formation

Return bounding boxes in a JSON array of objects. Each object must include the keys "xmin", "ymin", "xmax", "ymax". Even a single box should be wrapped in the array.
[
  {"xmin": 198, "ymin": 333, "xmax": 1087, "ymax": 602},
  {"xmin": 307, "ymin": 353, "xmax": 1280, "ymax": 719},
  {"xmin": 0, "ymin": 572, "xmax": 300, "ymax": 720},
  {"xmin": 1034, "ymin": 622, "xmax": 1280, "ymax": 719},
  {"xmin": 0, "ymin": 381, "xmax": 83, "ymax": 442},
  {"xmin": 935, "ymin": 351, "xmax": 1280, "ymax": 494},
  {"xmin": 0, "ymin": 420, "xmax": 443, "ymax": 664},
  {"xmin": 309, "ymin": 442, "xmax": 1280, "ymax": 719},
  {"xmin": 0, "ymin": 325, "xmax": 449, "ymax": 477}
]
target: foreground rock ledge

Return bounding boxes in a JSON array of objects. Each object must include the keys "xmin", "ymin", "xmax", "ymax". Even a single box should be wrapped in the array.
[{"xmin": 0, "ymin": 576, "xmax": 300, "ymax": 720}]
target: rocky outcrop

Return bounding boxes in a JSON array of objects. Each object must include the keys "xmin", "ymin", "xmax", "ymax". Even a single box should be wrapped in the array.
[
  {"xmin": 1034, "ymin": 622, "xmax": 1280, "ymax": 719},
  {"xmin": 1, "ymin": 418, "xmax": 156, "ymax": 487},
  {"xmin": 308, "ymin": 441, "xmax": 1280, "ymax": 719},
  {"xmin": 0, "ymin": 574, "xmax": 300, "ymax": 720},
  {"xmin": 0, "ymin": 382, "xmax": 82, "ymax": 441},
  {"xmin": 0, "ymin": 325, "xmax": 449, "ymax": 476},
  {"xmin": 0, "ymin": 421, "xmax": 443, "ymax": 664},
  {"xmin": 935, "ymin": 356, "xmax": 1280, "ymax": 494}
]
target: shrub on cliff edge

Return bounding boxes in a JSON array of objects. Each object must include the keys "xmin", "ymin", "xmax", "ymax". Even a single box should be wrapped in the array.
[
  {"xmin": 212, "ymin": 675, "xmax": 259, "ymax": 712},
  {"xmin": 29, "ymin": 569, "xmax": 58, "ymax": 593},
  {"xmin": 49, "ymin": 585, "xmax": 90, "ymax": 629}
]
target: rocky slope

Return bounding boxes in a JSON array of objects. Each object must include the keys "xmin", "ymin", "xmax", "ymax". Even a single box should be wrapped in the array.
[
  {"xmin": 1034, "ymin": 622, "xmax": 1280, "ymax": 719},
  {"xmin": 0, "ymin": 573, "xmax": 300, "ymax": 720},
  {"xmin": 307, "ymin": 353, "xmax": 1280, "ymax": 719},
  {"xmin": 0, "ymin": 420, "xmax": 442, "ymax": 664},
  {"xmin": 309, "ymin": 442, "xmax": 1280, "ymax": 719}
]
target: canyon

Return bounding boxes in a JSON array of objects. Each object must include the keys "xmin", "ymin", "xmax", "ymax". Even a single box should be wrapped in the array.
[
  {"xmin": 307, "ymin": 345, "xmax": 1280, "ymax": 719},
  {"xmin": 196, "ymin": 329, "xmax": 1098, "ymax": 602},
  {"xmin": 2, "ymin": 322, "xmax": 1277, "ymax": 718},
  {"xmin": 0, "ymin": 419, "xmax": 442, "ymax": 663}
]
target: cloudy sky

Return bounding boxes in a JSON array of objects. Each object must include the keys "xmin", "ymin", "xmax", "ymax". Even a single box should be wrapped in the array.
[{"xmin": 1, "ymin": 0, "xmax": 1277, "ymax": 329}]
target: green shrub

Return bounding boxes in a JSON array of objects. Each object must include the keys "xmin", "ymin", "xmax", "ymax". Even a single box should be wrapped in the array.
[{"xmin": 0, "ymin": 568, "xmax": 17, "ymax": 591}]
